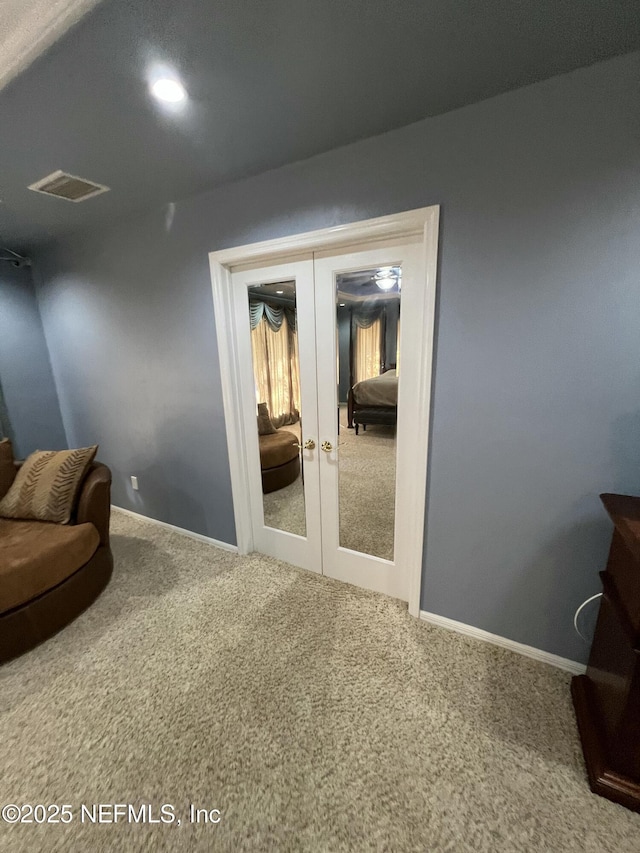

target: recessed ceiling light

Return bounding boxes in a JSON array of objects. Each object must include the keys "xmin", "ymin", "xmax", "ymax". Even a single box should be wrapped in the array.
[
  {"xmin": 276, "ymin": 290, "xmax": 284, "ymax": 294},
  {"xmin": 150, "ymin": 78, "xmax": 187, "ymax": 103},
  {"xmin": 339, "ymin": 303, "xmax": 346, "ymax": 307}
]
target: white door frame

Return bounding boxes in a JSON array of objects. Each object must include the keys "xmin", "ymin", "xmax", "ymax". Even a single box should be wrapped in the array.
[{"xmin": 208, "ymin": 206, "xmax": 440, "ymax": 617}]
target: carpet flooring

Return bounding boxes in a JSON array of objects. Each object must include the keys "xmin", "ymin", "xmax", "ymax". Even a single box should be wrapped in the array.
[
  {"xmin": 1, "ymin": 511, "xmax": 639, "ymax": 852},
  {"xmin": 263, "ymin": 407, "xmax": 396, "ymax": 560}
]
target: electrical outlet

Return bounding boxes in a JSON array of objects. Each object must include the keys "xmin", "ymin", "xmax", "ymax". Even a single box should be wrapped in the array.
[{"xmin": 131, "ymin": 475, "xmax": 139, "ymax": 491}]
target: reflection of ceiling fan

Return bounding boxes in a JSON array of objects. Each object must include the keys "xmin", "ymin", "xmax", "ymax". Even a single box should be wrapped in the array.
[{"xmin": 374, "ymin": 266, "xmax": 401, "ymax": 291}]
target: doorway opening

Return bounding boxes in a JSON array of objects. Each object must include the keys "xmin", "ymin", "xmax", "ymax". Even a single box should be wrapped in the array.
[{"xmin": 209, "ymin": 207, "xmax": 439, "ymax": 615}]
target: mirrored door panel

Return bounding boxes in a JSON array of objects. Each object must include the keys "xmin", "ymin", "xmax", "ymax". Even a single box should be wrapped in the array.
[
  {"xmin": 247, "ymin": 280, "xmax": 306, "ymax": 537},
  {"xmin": 336, "ymin": 266, "xmax": 401, "ymax": 560},
  {"xmin": 314, "ymin": 239, "xmax": 423, "ymax": 601},
  {"xmin": 232, "ymin": 256, "xmax": 322, "ymax": 575}
]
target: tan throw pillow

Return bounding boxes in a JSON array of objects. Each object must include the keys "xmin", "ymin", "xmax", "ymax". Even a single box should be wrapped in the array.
[
  {"xmin": 257, "ymin": 402, "xmax": 277, "ymax": 435},
  {"xmin": 0, "ymin": 445, "xmax": 98, "ymax": 524},
  {"xmin": 0, "ymin": 438, "xmax": 16, "ymax": 500}
]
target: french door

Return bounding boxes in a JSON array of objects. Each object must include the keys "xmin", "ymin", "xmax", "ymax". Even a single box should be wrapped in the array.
[
  {"xmin": 232, "ymin": 256, "xmax": 322, "ymax": 574},
  {"xmin": 230, "ymin": 237, "xmax": 425, "ymax": 601}
]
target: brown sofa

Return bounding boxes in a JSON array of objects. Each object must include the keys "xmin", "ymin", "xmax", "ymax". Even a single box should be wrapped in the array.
[{"xmin": 0, "ymin": 461, "xmax": 113, "ymax": 664}]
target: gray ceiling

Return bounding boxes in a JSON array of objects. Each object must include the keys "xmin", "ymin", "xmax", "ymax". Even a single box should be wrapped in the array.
[
  {"xmin": 0, "ymin": 0, "xmax": 100, "ymax": 92},
  {"xmin": 2, "ymin": 0, "xmax": 640, "ymax": 252}
]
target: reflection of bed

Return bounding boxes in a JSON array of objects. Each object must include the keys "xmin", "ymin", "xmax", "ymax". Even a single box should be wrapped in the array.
[{"xmin": 347, "ymin": 368, "xmax": 398, "ymax": 434}]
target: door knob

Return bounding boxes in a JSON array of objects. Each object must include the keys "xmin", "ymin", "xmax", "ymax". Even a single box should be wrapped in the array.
[
  {"xmin": 295, "ymin": 439, "xmax": 316, "ymax": 450},
  {"xmin": 321, "ymin": 440, "xmax": 333, "ymax": 452}
]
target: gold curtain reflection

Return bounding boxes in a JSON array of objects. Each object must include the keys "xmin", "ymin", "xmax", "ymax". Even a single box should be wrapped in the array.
[
  {"xmin": 251, "ymin": 315, "xmax": 301, "ymax": 427},
  {"xmin": 354, "ymin": 318, "xmax": 382, "ymax": 383}
]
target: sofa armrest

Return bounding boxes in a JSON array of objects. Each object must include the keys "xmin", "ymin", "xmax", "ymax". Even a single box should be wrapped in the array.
[{"xmin": 76, "ymin": 462, "xmax": 112, "ymax": 546}]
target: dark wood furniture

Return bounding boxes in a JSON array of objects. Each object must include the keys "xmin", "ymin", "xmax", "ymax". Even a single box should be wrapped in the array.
[
  {"xmin": 347, "ymin": 390, "xmax": 397, "ymax": 435},
  {"xmin": 571, "ymin": 493, "xmax": 640, "ymax": 812}
]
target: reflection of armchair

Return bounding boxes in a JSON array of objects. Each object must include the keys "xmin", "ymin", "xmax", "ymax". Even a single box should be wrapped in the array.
[{"xmin": 259, "ymin": 432, "xmax": 300, "ymax": 493}]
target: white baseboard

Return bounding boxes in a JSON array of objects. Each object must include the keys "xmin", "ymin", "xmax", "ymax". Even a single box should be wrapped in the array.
[
  {"xmin": 419, "ymin": 610, "xmax": 586, "ymax": 675},
  {"xmin": 111, "ymin": 505, "xmax": 238, "ymax": 553}
]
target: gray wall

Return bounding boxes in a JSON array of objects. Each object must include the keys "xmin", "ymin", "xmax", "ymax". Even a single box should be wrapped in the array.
[
  {"xmin": 0, "ymin": 264, "xmax": 66, "ymax": 457},
  {"xmin": 35, "ymin": 51, "xmax": 640, "ymax": 662}
]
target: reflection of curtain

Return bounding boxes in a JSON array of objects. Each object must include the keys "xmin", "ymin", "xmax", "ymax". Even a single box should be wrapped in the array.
[
  {"xmin": 249, "ymin": 299, "xmax": 296, "ymax": 332},
  {"xmin": 352, "ymin": 302, "xmax": 384, "ymax": 329},
  {"xmin": 354, "ymin": 318, "xmax": 382, "ymax": 383},
  {"xmin": 251, "ymin": 314, "xmax": 300, "ymax": 427}
]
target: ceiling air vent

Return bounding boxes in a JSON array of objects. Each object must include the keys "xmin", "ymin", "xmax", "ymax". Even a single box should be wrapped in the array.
[{"xmin": 28, "ymin": 170, "xmax": 109, "ymax": 202}]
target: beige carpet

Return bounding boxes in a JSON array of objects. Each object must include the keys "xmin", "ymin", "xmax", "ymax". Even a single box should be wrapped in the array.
[
  {"xmin": 1, "ymin": 511, "xmax": 639, "ymax": 852},
  {"xmin": 263, "ymin": 407, "xmax": 396, "ymax": 560}
]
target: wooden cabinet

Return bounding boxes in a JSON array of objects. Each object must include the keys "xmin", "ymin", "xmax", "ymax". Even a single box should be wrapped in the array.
[{"xmin": 572, "ymin": 493, "xmax": 640, "ymax": 812}]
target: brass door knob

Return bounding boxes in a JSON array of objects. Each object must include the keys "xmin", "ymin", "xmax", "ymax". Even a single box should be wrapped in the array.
[
  {"xmin": 295, "ymin": 439, "xmax": 316, "ymax": 450},
  {"xmin": 321, "ymin": 440, "xmax": 333, "ymax": 452}
]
